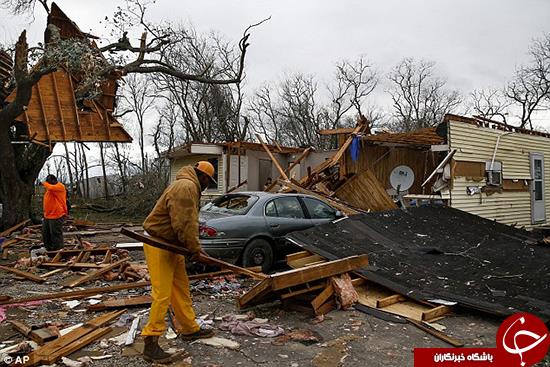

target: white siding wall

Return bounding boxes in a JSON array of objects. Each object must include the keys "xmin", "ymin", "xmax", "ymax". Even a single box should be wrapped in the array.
[
  {"xmin": 169, "ymin": 154, "xmax": 224, "ymax": 195},
  {"xmin": 448, "ymin": 120, "xmax": 550, "ymax": 228}
]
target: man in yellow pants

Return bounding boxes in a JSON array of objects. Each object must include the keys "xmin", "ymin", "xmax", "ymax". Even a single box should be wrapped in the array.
[{"xmin": 141, "ymin": 161, "xmax": 216, "ymax": 363}]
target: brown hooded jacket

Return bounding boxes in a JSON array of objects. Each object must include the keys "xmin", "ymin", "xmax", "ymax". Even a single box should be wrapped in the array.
[{"xmin": 143, "ymin": 166, "xmax": 202, "ymax": 254}]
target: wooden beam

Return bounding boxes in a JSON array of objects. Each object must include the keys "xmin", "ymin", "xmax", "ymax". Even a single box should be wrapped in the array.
[
  {"xmin": 421, "ymin": 305, "xmax": 451, "ymax": 322},
  {"xmin": 67, "ymin": 75, "xmax": 83, "ymax": 140},
  {"xmin": 0, "ymin": 281, "xmax": 150, "ymax": 306},
  {"xmin": 0, "ymin": 264, "xmax": 45, "ymax": 283},
  {"xmin": 35, "ymin": 82, "xmax": 51, "ymax": 143},
  {"xmin": 50, "ymin": 72, "xmax": 67, "ymax": 140},
  {"xmin": 315, "ymin": 299, "xmax": 336, "ymax": 316},
  {"xmin": 266, "ymin": 147, "xmax": 311, "ymax": 192},
  {"xmin": 255, "ymin": 133, "xmax": 289, "ymax": 180},
  {"xmin": 121, "ymin": 228, "xmax": 266, "ymax": 280},
  {"xmin": 0, "ymin": 219, "xmax": 30, "ymax": 237},
  {"xmin": 87, "ymin": 295, "xmax": 152, "ymax": 311},
  {"xmin": 311, "ymin": 284, "xmax": 334, "ymax": 311},
  {"xmin": 270, "ymin": 255, "xmax": 368, "ymax": 291},
  {"xmin": 238, "ymin": 278, "xmax": 273, "ymax": 308},
  {"xmin": 226, "ymin": 149, "xmax": 231, "ymax": 191},
  {"xmin": 280, "ymin": 283, "xmax": 325, "ymax": 300},
  {"xmin": 286, "ymin": 251, "xmax": 312, "ymax": 263},
  {"xmin": 407, "ymin": 318, "xmax": 464, "ymax": 347},
  {"xmin": 226, "ymin": 179, "xmax": 247, "ymax": 193},
  {"xmin": 66, "ymin": 258, "xmax": 128, "ymax": 288},
  {"xmin": 319, "ymin": 127, "xmax": 356, "ymax": 135},
  {"xmin": 376, "ymin": 294, "xmax": 406, "ymax": 309},
  {"xmin": 287, "ymin": 254, "xmax": 324, "ymax": 269}
]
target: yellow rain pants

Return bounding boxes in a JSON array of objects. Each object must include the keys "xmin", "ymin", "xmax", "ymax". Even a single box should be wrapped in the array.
[{"xmin": 141, "ymin": 243, "xmax": 200, "ymax": 336}]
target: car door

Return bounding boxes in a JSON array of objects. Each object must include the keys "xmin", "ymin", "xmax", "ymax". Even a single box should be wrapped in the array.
[
  {"xmin": 301, "ymin": 197, "xmax": 338, "ymax": 225},
  {"xmin": 264, "ymin": 196, "xmax": 313, "ymax": 244}
]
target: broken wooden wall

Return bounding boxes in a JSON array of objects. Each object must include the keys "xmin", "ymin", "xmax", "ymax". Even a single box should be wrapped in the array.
[
  {"xmin": 344, "ymin": 145, "xmax": 437, "ymax": 194},
  {"xmin": 334, "ymin": 170, "xmax": 397, "ymax": 211},
  {"xmin": 5, "ymin": 69, "xmax": 131, "ymax": 143}
]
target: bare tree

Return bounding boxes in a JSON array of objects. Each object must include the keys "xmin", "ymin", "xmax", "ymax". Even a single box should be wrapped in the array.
[
  {"xmin": 249, "ymin": 57, "xmax": 379, "ymax": 148},
  {"xmin": 0, "ymin": 0, "xmax": 265, "ymax": 229},
  {"xmin": 505, "ymin": 34, "xmax": 550, "ymax": 129},
  {"xmin": 388, "ymin": 58, "xmax": 462, "ymax": 131},
  {"xmin": 470, "ymin": 89, "xmax": 511, "ymax": 123},
  {"xmin": 121, "ymin": 74, "xmax": 154, "ymax": 172}
]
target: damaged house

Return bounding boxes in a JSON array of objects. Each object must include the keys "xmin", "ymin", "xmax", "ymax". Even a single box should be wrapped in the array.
[{"xmin": 320, "ymin": 114, "xmax": 550, "ymax": 228}]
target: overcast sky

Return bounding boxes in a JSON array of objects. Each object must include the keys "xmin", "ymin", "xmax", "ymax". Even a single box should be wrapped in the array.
[
  {"xmin": 2, "ymin": 0, "xmax": 550, "ymax": 176},
  {"xmin": 2, "ymin": 0, "xmax": 550, "ymax": 116}
]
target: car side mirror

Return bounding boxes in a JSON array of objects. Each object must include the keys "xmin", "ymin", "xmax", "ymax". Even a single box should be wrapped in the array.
[{"xmin": 334, "ymin": 210, "xmax": 344, "ymax": 218}]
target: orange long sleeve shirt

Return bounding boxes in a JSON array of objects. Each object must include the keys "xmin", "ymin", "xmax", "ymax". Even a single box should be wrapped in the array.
[{"xmin": 43, "ymin": 182, "xmax": 68, "ymax": 219}]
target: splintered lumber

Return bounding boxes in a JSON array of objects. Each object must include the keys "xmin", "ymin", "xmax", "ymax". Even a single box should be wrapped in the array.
[
  {"xmin": 265, "ymin": 147, "xmax": 311, "ymax": 192},
  {"xmin": 87, "ymin": 295, "xmax": 152, "ymax": 311},
  {"xmin": 121, "ymin": 228, "xmax": 266, "ymax": 280},
  {"xmin": 0, "ymin": 264, "xmax": 45, "ymax": 283},
  {"xmin": 0, "ymin": 281, "xmax": 150, "ymax": 306},
  {"xmin": 287, "ymin": 254, "xmax": 324, "ymax": 269},
  {"xmin": 0, "ymin": 219, "xmax": 31, "ymax": 237},
  {"xmin": 65, "ymin": 258, "xmax": 129, "ymax": 288},
  {"xmin": 256, "ymin": 133, "xmax": 289, "ymax": 180},
  {"xmin": 271, "ymin": 255, "xmax": 368, "ymax": 291},
  {"xmin": 334, "ymin": 170, "xmax": 397, "ymax": 211},
  {"xmin": 315, "ymin": 299, "xmax": 336, "ymax": 316},
  {"xmin": 26, "ymin": 310, "xmax": 124, "ymax": 366},
  {"xmin": 286, "ymin": 251, "xmax": 311, "ymax": 263},
  {"xmin": 238, "ymin": 255, "xmax": 368, "ymax": 309},
  {"xmin": 407, "ymin": 318, "xmax": 464, "ymax": 347}
]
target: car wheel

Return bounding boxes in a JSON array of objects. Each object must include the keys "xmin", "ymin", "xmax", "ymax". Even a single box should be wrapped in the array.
[{"xmin": 242, "ymin": 238, "xmax": 273, "ymax": 272}]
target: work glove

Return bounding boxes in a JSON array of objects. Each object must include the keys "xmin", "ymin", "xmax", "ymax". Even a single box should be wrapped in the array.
[{"xmin": 189, "ymin": 251, "xmax": 202, "ymax": 263}]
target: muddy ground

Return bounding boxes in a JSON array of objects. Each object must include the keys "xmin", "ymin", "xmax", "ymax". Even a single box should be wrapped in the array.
[{"xmin": 0, "ymin": 228, "xmax": 548, "ymax": 367}]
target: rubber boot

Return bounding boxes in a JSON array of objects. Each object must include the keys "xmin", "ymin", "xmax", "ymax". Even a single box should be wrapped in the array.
[{"xmin": 143, "ymin": 336, "xmax": 182, "ymax": 364}]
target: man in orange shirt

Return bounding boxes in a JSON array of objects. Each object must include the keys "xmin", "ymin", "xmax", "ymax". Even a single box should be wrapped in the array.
[{"xmin": 42, "ymin": 174, "xmax": 68, "ymax": 250}]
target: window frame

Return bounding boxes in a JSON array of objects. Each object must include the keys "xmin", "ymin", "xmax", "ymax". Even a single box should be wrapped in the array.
[
  {"xmin": 263, "ymin": 196, "xmax": 306, "ymax": 219},
  {"xmin": 301, "ymin": 196, "xmax": 338, "ymax": 220}
]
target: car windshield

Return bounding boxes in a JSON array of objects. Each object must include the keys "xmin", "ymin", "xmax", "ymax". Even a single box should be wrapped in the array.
[{"xmin": 201, "ymin": 194, "xmax": 258, "ymax": 215}]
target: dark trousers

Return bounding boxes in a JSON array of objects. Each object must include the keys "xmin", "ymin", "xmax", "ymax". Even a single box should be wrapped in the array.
[{"xmin": 42, "ymin": 218, "xmax": 64, "ymax": 251}]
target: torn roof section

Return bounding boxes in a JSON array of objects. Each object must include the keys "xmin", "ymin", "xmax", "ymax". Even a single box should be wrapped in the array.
[{"xmin": 4, "ymin": 2, "xmax": 131, "ymax": 143}]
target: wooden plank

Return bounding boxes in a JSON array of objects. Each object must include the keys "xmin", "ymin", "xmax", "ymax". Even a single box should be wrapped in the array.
[
  {"xmin": 286, "ymin": 251, "xmax": 312, "ymax": 263},
  {"xmin": 28, "ymin": 310, "xmax": 124, "ymax": 365},
  {"xmin": 407, "ymin": 318, "xmax": 464, "ymax": 347},
  {"xmin": 315, "ymin": 299, "xmax": 336, "ymax": 316},
  {"xmin": 271, "ymin": 255, "xmax": 368, "ymax": 291},
  {"xmin": 0, "ymin": 219, "xmax": 30, "ymax": 237},
  {"xmin": 376, "ymin": 294, "xmax": 406, "ymax": 308},
  {"xmin": 121, "ymin": 228, "xmax": 266, "ymax": 280},
  {"xmin": 319, "ymin": 127, "xmax": 356, "ymax": 135},
  {"xmin": 0, "ymin": 281, "xmax": 150, "ymax": 306},
  {"xmin": 35, "ymin": 82, "xmax": 51, "ymax": 142},
  {"xmin": 67, "ymin": 74, "xmax": 83, "ymax": 140},
  {"xmin": 43, "ymin": 327, "xmax": 112, "ymax": 365},
  {"xmin": 265, "ymin": 147, "xmax": 311, "ymax": 191},
  {"xmin": 238, "ymin": 278, "xmax": 273, "ymax": 309},
  {"xmin": 87, "ymin": 295, "xmax": 152, "ymax": 311},
  {"xmin": 66, "ymin": 258, "xmax": 128, "ymax": 287},
  {"xmin": 311, "ymin": 284, "xmax": 334, "ymax": 311},
  {"xmin": 40, "ymin": 268, "xmax": 65, "ymax": 278},
  {"xmin": 41, "ymin": 262, "xmax": 109, "ymax": 269},
  {"xmin": 280, "ymin": 283, "xmax": 325, "ymax": 300},
  {"xmin": 421, "ymin": 305, "xmax": 451, "ymax": 322},
  {"xmin": 50, "ymin": 72, "xmax": 67, "ymax": 139},
  {"xmin": 0, "ymin": 264, "xmax": 45, "ymax": 283},
  {"xmin": 29, "ymin": 327, "xmax": 59, "ymax": 345},
  {"xmin": 10, "ymin": 320, "xmax": 32, "ymax": 336},
  {"xmin": 255, "ymin": 133, "xmax": 289, "ymax": 180},
  {"xmin": 287, "ymin": 254, "xmax": 324, "ymax": 269}
]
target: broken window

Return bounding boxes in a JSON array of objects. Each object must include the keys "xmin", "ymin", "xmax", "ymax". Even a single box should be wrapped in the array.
[{"xmin": 485, "ymin": 160, "xmax": 502, "ymax": 187}]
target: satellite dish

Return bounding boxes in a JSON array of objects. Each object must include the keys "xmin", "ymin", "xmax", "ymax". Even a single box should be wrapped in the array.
[{"xmin": 390, "ymin": 165, "xmax": 415, "ymax": 191}]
